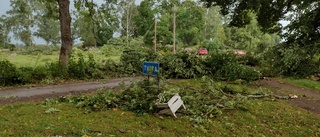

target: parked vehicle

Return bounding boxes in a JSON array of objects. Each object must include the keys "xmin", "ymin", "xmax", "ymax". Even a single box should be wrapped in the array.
[
  {"xmin": 234, "ymin": 50, "xmax": 246, "ymax": 56},
  {"xmin": 197, "ymin": 48, "xmax": 208, "ymax": 55}
]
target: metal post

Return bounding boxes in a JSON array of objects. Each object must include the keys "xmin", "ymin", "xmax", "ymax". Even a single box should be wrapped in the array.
[
  {"xmin": 154, "ymin": 16, "xmax": 157, "ymax": 53},
  {"xmin": 147, "ymin": 75, "xmax": 150, "ymax": 92},
  {"xmin": 157, "ymin": 76, "xmax": 160, "ymax": 93}
]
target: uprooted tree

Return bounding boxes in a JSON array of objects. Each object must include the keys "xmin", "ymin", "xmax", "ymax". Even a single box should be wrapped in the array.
[{"xmin": 201, "ymin": 0, "xmax": 320, "ymax": 76}]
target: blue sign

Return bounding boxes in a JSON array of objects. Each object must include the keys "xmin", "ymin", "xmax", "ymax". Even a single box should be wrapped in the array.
[{"xmin": 142, "ymin": 62, "xmax": 159, "ymax": 76}]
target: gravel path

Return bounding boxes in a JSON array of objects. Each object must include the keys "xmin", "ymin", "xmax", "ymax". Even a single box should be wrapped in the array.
[{"xmin": 0, "ymin": 77, "xmax": 142, "ymax": 104}]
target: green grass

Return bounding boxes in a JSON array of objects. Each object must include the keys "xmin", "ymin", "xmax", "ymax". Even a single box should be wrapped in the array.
[
  {"xmin": 0, "ymin": 50, "xmax": 121, "ymax": 67},
  {"xmin": 0, "ymin": 52, "xmax": 59, "ymax": 67},
  {"xmin": 213, "ymin": 99, "xmax": 320, "ymax": 136},
  {"xmin": 1, "ymin": 79, "xmax": 320, "ymax": 136},
  {"xmin": 284, "ymin": 78, "xmax": 320, "ymax": 91},
  {"xmin": 0, "ymin": 103, "xmax": 202, "ymax": 136},
  {"xmin": 1, "ymin": 99, "xmax": 319, "ymax": 136}
]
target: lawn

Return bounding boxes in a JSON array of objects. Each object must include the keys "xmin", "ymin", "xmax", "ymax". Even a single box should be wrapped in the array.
[
  {"xmin": 0, "ymin": 49, "xmax": 121, "ymax": 67},
  {"xmin": 0, "ymin": 51, "xmax": 59, "ymax": 67},
  {"xmin": 284, "ymin": 78, "xmax": 320, "ymax": 92},
  {"xmin": 1, "ymin": 99, "xmax": 319, "ymax": 136},
  {"xmin": 1, "ymin": 79, "xmax": 320, "ymax": 136}
]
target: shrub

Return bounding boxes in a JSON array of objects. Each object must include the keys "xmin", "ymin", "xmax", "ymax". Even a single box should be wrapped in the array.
[
  {"xmin": 0, "ymin": 59, "xmax": 19, "ymax": 86},
  {"xmin": 68, "ymin": 52, "xmax": 104, "ymax": 79},
  {"xmin": 101, "ymin": 59, "xmax": 124, "ymax": 77},
  {"xmin": 100, "ymin": 45, "xmax": 122, "ymax": 57},
  {"xmin": 120, "ymin": 50, "xmax": 145, "ymax": 75},
  {"xmin": 205, "ymin": 51, "xmax": 260, "ymax": 81},
  {"xmin": 159, "ymin": 52, "xmax": 206, "ymax": 78},
  {"xmin": 46, "ymin": 62, "xmax": 67, "ymax": 78},
  {"xmin": 268, "ymin": 45, "xmax": 318, "ymax": 77},
  {"xmin": 17, "ymin": 46, "xmax": 59, "ymax": 55},
  {"xmin": 119, "ymin": 79, "xmax": 159, "ymax": 114}
]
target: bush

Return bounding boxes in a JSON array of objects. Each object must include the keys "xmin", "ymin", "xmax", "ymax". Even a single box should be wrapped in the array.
[
  {"xmin": 159, "ymin": 52, "xmax": 206, "ymax": 78},
  {"xmin": 45, "ymin": 62, "xmax": 67, "ymax": 78},
  {"xmin": 205, "ymin": 51, "xmax": 260, "ymax": 81},
  {"xmin": 68, "ymin": 52, "xmax": 104, "ymax": 79},
  {"xmin": 120, "ymin": 50, "xmax": 145, "ymax": 75},
  {"xmin": 101, "ymin": 59, "xmax": 126, "ymax": 78},
  {"xmin": 268, "ymin": 45, "xmax": 318, "ymax": 77},
  {"xmin": 100, "ymin": 45, "xmax": 122, "ymax": 57},
  {"xmin": 119, "ymin": 79, "xmax": 159, "ymax": 114},
  {"xmin": 17, "ymin": 46, "xmax": 59, "ymax": 55},
  {"xmin": 0, "ymin": 60, "xmax": 19, "ymax": 86}
]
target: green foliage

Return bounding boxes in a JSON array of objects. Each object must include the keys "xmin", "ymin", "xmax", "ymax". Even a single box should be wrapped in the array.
[
  {"xmin": 100, "ymin": 45, "xmax": 122, "ymax": 57},
  {"xmin": 205, "ymin": 51, "xmax": 260, "ymax": 81},
  {"xmin": 120, "ymin": 79, "xmax": 159, "ymax": 114},
  {"xmin": 160, "ymin": 52, "xmax": 206, "ymax": 78},
  {"xmin": 177, "ymin": 0, "xmax": 205, "ymax": 46},
  {"xmin": 17, "ymin": 46, "xmax": 60, "ymax": 55},
  {"xmin": 5, "ymin": 0, "xmax": 35, "ymax": 46},
  {"xmin": 119, "ymin": 0, "xmax": 138, "ymax": 38},
  {"xmin": 201, "ymin": 40, "xmax": 224, "ymax": 51},
  {"xmin": 73, "ymin": 0, "xmax": 119, "ymax": 48},
  {"xmin": 54, "ymin": 77, "xmax": 257, "ymax": 130},
  {"xmin": 269, "ymin": 45, "xmax": 318, "ymax": 77},
  {"xmin": 203, "ymin": 6, "xmax": 226, "ymax": 48},
  {"xmin": 68, "ymin": 52, "xmax": 103, "ymax": 79},
  {"xmin": 133, "ymin": 0, "xmax": 155, "ymax": 37},
  {"xmin": 17, "ymin": 66, "xmax": 49, "ymax": 84},
  {"xmin": 62, "ymin": 91, "xmax": 120, "ymax": 112},
  {"xmin": 120, "ymin": 50, "xmax": 145, "ymax": 75},
  {"xmin": 0, "ymin": 16, "xmax": 10, "ymax": 47},
  {"xmin": 44, "ymin": 62, "xmax": 66, "ymax": 78},
  {"xmin": 201, "ymin": 0, "xmax": 294, "ymax": 33},
  {"xmin": 34, "ymin": 4, "xmax": 60, "ymax": 46},
  {"xmin": 0, "ymin": 59, "xmax": 19, "ymax": 86},
  {"xmin": 156, "ymin": 14, "xmax": 173, "ymax": 46}
]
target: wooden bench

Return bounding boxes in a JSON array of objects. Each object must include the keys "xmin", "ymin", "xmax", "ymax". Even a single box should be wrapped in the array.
[{"xmin": 156, "ymin": 93, "xmax": 186, "ymax": 118}]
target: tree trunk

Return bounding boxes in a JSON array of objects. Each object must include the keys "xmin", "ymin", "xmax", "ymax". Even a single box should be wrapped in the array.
[{"xmin": 58, "ymin": 0, "xmax": 72, "ymax": 67}]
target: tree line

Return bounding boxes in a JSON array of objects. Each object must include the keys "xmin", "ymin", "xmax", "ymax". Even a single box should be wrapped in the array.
[{"xmin": 0, "ymin": 0, "xmax": 319, "ymax": 75}]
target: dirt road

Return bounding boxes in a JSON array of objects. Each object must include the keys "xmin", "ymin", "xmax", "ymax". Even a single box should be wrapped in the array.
[
  {"xmin": 258, "ymin": 78, "xmax": 320, "ymax": 114},
  {"xmin": 0, "ymin": 77, "xmax": 142, "ymax": 104}
]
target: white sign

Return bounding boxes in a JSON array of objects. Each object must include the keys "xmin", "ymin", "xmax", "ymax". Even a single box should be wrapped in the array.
[{"xmin": 157, "ymin": 93, "xmax": 186, "ymax": 118}]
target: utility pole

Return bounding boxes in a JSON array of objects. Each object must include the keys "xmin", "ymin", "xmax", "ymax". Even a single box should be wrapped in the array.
[
  {"xmin": 154, "ymin": 17, "xmax": 157, "ymax": 53},
  {"xmin": 126, "ymin": 0, "xmax": 129, "ymax": 47},
  {"xmin": 173, "ymin": 4, "xmax": 176, "ymax": 54},
  {"xmin": 2, "ymin": 28, "xmax": 5, "ymax": 48}
]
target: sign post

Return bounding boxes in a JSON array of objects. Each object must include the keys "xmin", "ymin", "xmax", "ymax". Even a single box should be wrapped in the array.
[{"xmin": 142, "ymin": 62, "xmax": 160, "ymax": 93}]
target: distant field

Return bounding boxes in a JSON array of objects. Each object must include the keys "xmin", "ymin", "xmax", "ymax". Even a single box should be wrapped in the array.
[
  {"xmin": 0, "ymin": 50, "xmax": 121, "ymax": 67},
  {"xmin": 0, "ymin": 52, "xmax": 59, "ymax": 67}
]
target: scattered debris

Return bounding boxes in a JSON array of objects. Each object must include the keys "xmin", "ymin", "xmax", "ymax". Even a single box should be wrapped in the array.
[
  {"xmin": 247, "ymin": 94, "xmax": 298, "ymax": 99},
  {"xmin": 45, "ymin": 108, "xmax": 60, "ymax": 114},
  {"xmin": 289, "ymin": 94, "xmax": 298, "ymax": 99},
  {"xmin": 117, "ymin": 128, "xmax": 126, "ymax": 133}
]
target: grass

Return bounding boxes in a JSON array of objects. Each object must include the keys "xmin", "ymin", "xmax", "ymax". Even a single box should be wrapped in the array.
[
  {"xmin": 213, "ymin": 99, "xmax": 320, "ymax": 136},
  {"xmin": 1, "ymin": 98, "xmax": 319, "ymax": 136},
  {"xmin": 1, "ymin": 79, "xmax": 320, "ymax": 136},
  {"xmin": 284, "ymin": 78, "xmax": 320, "ymax": 91},
  {"xmin": 0, "ymin": 103, "xmax": 202, "ymax": 136},
  {"xmin": 0, "ymin": 49, "xmax": 121, "ymax": 67},
  {"xmin": 0, "ymin": 51, "xmax": 59, "ymax": 67}
]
